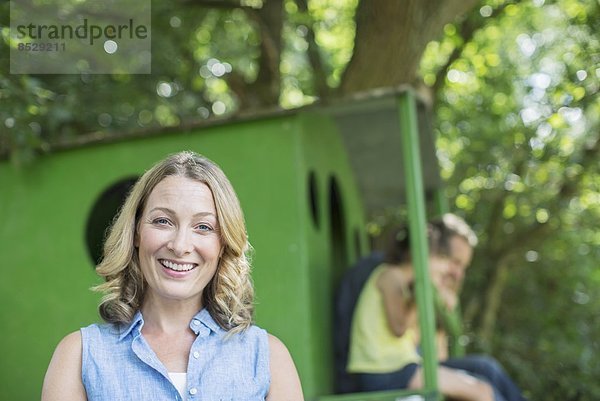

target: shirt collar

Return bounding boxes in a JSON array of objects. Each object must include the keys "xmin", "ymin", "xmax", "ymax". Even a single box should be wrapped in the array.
[
  {"xmin": 189, "ymin": 308, "xmax": 223, "ymax": 337},
  {"xmin": 118, "ymin": 310, "xmax": 144, "ymax": 341},
  {"xmin": 118, "ymin": 308, "xmax": 223, "ymax": 341}
]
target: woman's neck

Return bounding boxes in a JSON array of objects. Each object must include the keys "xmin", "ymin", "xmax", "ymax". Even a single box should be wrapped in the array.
[{"xmin": 140, "ymin": 295, "xmax": 203, "ymax": 335}]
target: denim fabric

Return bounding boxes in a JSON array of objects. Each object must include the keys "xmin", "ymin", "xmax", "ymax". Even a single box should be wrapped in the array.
[
  {"xmin": 354, "ymin": 362, "xmax": 419, "ymax": 391},
  {"xmin": 81, "ymin": 308, "xmax": 270, "ymax": 401},
  {"xmin": 441, "ymin": 355, "xmax": 528, "ymax": 401},
  {"xmin": 353, "ymin": 355, "xmax": 527, "ymax": 401}
]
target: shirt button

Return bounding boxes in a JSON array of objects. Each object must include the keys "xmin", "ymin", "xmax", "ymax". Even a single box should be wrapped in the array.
[
  {"xmin": 189, "ymin": 387, "xmax": 198, "ymax": 395},
  {"xmin": 193, "ymin": 351, "xmax": 200, "ymax": 358},
  {"xmin": 192, "ymin": 320, "xmax": 200, "ymax": 326}
]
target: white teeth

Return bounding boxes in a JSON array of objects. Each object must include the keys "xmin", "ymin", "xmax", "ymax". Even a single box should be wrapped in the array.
[{"xmin": 161, "ymin": 260, "xmax": 195, "ymax": 272}]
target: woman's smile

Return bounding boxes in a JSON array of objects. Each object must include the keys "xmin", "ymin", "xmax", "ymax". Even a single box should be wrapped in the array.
[{"xmin": 159, "ymin": 258, "xmax": 197, "ymax": 272}]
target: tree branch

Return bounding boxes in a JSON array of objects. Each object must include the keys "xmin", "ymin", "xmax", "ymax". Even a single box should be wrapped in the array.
[
  {"xmin": 241, "ymin": 1, "xmax": 284, "ymax": 108},
  {"xmin": 294, "ymin": 0, "xmax": 330, "ymax": 99},
  {"xmin": 339, "ymin": 0, "xmax": 479, "ymax": 95}
]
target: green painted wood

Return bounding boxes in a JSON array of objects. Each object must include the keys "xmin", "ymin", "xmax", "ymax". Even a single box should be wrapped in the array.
[
  {"xmin": 397, "ymin": 91, "xmax": 440, "ymax": 400},
  {"xmin": 433, "ymin": 188, "xmax": 449, "ymax": 216},
  {"xmin": 318, "ymin": 388, "xmax": 436, "ymax": 401}
]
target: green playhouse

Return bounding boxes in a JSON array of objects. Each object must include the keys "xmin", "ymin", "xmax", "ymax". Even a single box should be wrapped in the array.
[{"xmin": 0, "ymin": 89, "xmax": 443, "ymax": 400}]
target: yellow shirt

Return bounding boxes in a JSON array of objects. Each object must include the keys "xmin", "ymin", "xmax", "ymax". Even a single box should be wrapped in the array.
[{"xmin": 347, "ymin": 265, "xmax": 421, "ymax": 373}]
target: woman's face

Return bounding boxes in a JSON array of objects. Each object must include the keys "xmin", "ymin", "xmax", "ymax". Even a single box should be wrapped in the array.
[{"xmin": 135, "ymin": 175, "xmax": 223, "ymax": 307}]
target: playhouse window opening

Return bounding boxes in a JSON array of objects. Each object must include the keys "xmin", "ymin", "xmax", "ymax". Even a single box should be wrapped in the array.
[
  {"xmin": 308, "ymin": 170, "xmax": 320, "ymax": 229},
  {"xmin": 85, "ymin": 176, "xmax": 138, "ymax": 266}
]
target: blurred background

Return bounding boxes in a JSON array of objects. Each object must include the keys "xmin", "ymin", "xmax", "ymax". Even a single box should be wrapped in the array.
[{"xmin": 1, "ymin": 1, "xmax": 599, "ymax": 400}]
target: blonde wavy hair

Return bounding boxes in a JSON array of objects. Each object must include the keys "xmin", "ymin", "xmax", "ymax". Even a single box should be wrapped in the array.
[{"xmin": 94, "ymin": 151, "xmax": 254, "ymax": 333}]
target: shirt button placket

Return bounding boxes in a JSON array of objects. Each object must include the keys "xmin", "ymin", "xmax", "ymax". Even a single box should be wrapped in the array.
[
  {"xmin": 189, "ymin": 346, "xmax": 200, "ymax": 398},
  {"xmin": 189, "ymin": 318, "xmax": 204, "ymax": 400}
]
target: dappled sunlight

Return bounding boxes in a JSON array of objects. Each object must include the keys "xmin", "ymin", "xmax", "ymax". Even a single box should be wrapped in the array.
[
  {"xmin": 420, "ymin": 2, "xmax": 599, "ymax": 397},
  {"xmin": 156, "ymin": 81, "xmax": 174, "ymax": 98},
  {"xmin": 169, "ymin": 16, "xmax": 181, "ymax": 28},
  {"xmin": 97, "ymin": 113, "xmax": 112, "ymax": 127},
  {"xmin": 211, "ymin": 100, "xmax": 226, "ymax": 115},
  {"xmin": 524, "ymin": 250, "xmax": 539, "ymax": 262},
  {"xmin": 516, "ymin": 34, "xmax": 537, "ymax": 57}
]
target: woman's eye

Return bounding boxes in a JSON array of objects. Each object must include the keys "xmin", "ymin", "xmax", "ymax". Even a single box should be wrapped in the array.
[
  {"xmin": 196, "ymin": 224, "xmax": 212, "ymax": 232},
  {"xmin": 153, "ymin": 218, "xmax": 170, "ymax": 225}
]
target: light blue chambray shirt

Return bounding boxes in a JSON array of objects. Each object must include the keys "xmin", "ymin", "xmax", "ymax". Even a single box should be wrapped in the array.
[{"xmin": 81, "ymin": 308, "xmax": 270, "ymax": 401}]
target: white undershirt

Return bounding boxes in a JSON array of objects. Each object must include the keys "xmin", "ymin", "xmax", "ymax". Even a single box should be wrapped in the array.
[{"xmin": 168, "ymin": 372, "xmax": 188, "ymax": 401}]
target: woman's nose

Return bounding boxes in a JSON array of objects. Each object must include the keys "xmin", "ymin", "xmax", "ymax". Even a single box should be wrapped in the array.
[{"xmin": 168, "ymin": 228, "xmax": 193, "ymax": 256}]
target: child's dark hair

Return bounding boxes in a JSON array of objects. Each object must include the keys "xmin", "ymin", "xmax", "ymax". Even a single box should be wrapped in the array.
[{"xmin": 383, "ymin": 221, "xmax": 451, "ymax": 264}]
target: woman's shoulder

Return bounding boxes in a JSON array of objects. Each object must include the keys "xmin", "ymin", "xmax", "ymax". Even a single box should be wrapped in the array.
[
  {"xmin": 242, "ymin": 329, "xmax": 291, "ymax": 362},
  {"xmin": 228, "ymin": 323, "xmax": 269, "ymax": 345},
  {"xmin": 377, "ymin": 264, "xmax": 400, "ymax": 282},
  {"xmin": 54, "ymin": 330, "xmax": 83, "ymax": 357},
  {"xmin": 266, "ymin": 333, "xmax": 289, "ymax": 358},
  {"xmin": 376, "ymin": 264, "xmax": 415, "ymax": 297},
  {"xmin": 81, "ymin": 320, "xmax": 122, "ymax": 338},
  {"xmin": 49, "ymin": 322, "xmax": 117, "ymax": 364},
  {"xmin": 41, "ymin": 331, "xmax": 87, "ymax": 401},
  {"xmin": 266, "ymin": 333, "xmax": 292, "ymax": 370},
  {"xmin": 78, "ymin": 320, "xmax": 132, "ymax": 353},
  {"xmin": 265, "ymin": 334, "xmax": 304, "ymax": 401}
]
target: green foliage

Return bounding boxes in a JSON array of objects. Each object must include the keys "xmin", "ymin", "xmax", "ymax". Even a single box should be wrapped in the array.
[
  {"xmin": 281, "ymin": 0, "xmax": 357, "ymax": 107},
  {"xmin": 421, "ymin": 0, "xmax": 600, "ymax": 399},
  {"xmin": 1, "ymin": 1, "xmax": 214, "ymax": 163},
  {"xmin": 0, "ymin": 0, "xmax": 357, "ymax": 163}
]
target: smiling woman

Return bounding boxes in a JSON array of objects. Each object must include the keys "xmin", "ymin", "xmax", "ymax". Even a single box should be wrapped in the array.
[
  {"xmin": 41, "ymin": 151, "xmax": 304, "ymax": 401},
  {"xmin": 135, "ymin": 176, "xmax": 224, "ymax": 315}
]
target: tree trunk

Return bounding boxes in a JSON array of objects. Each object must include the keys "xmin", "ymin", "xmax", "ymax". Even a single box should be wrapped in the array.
[
  {"xmin": 339, "ymin": 0, "xmax": 479, "ymax": 95},
  {"xmin": 478, "ymin": 257, "xmax": 511, "ymax": 348}
]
